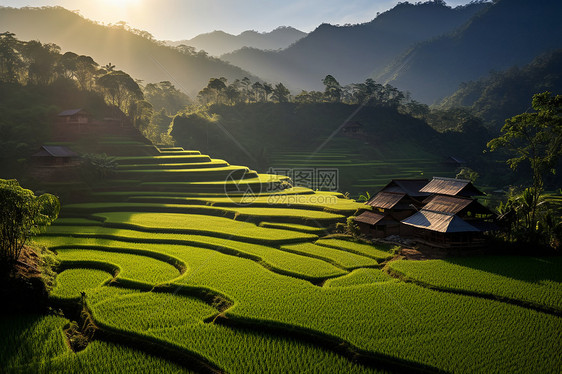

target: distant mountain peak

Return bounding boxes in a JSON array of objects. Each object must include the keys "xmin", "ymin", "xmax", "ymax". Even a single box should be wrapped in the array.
[{"xmin": 167, "ymin": 26, "xmax": 307, "ymax": 56}]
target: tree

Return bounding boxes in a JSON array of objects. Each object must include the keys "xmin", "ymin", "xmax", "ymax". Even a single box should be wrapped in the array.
[
  {"xmin": 455, "ymin": 167, "xmax": 479, "ymax": 182},
  {"xmin": 262, "ymin": 83, "xmax": 273, "ymax": 102},
  {"xmin": 144, "ymin": 81, "xmax": 190, "ymax": 114},
  {"xmin": 97, "ymin": 70, "xmax": 143, "ymax": 113},
  {"xmin": 322, "ymin": 74, "xmax": 342, "ymax": 102},
  {"xmin": 206, "ymin": 77, "xmax": 227, "ymax": 104},
  {"xmin": 271, "ymin": 83, "xmax": 290, "ymax": 103},
  {"xmin": 251, "ymin": 81, "xmax": 264, "ymax": 102},
  {"xmin": 0, "ymin": 179, "xmax": 59, "ymax": 273},
  {"xmin": 487, "ymin": 92, "xmax": 562, "ymax": 234},
  {"xmin": 0, "ymin": 32, "xmax": 23, "ymax": 82}
]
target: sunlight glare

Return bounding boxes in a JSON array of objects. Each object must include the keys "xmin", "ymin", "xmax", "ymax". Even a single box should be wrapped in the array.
[{"xmin": 100, "ymin": 0, "xmax": 141, "ymax": 8}]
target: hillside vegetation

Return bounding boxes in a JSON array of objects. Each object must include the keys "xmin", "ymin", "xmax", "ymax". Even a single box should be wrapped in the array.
[
  {"xmin": 222, "ymin": 1, "xmax": 488, "ymax": 92},
  {"xmin": 380, "ymin": 0, "xmax": 562, "ymax": 103},
  {"xmin": 438, "ymin": 49, "xmax": 562, "ymax": 129},
  {"xmin": 0, "ymin": 6, "xmax": 256, "ymax": 96}
]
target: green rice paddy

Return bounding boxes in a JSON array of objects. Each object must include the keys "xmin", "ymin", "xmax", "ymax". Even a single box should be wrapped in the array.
[{"xmin": 10, "ymin": 145, "xmax": 559, "ymax": 373}]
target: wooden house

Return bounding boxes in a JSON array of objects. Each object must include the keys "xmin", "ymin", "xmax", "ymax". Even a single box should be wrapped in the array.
[
  {"xmin": 57, "ymin": 109, "xmax": 90, "ymax": 125},
  {"xmin": 341, "ymin": 121, "xmax": 364, "ymax": 137},
  {"xmin": 355, "ymin": 179, "xmax": 429, "ymax": 238},
  {"xmin": 401, "ymin": 209, "xmax": 486, "ymax": 248},
  {"xmin": 31, "ymin": 146, "xmax": 79, "ymax": 166},
  {"xmin": 30, "ymin": 146, "xmax": 80, "ymax": 181},
  {"xmin": 400, "ymin": 178, "xmax": 496, "ymax": 249},
  {"xmin": 355, "ymin": 211, "xmax": 399, "ymax": 238}
]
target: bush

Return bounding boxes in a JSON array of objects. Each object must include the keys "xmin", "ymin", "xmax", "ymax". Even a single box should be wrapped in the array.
[{"xmin": 0, "ymin": 179, "xmax": 59, "ymax": 274}]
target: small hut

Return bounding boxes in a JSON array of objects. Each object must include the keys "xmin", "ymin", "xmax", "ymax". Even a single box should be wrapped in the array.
[
  {"xmin": 31, "ymin": 146, "xmax": 79, "ymax": 166},
  {"xmin": 57, "ymin": 109, "xmax": 90, "ymax": 124},
  {"xmin": 341, "ymin": 121, "xmax": 364, "ymax": 137},
  {"xmin": 401, "ymin": 210, "xmax": 486, "ymax": 248},
  {"xmin": 356, "ymin": 179, "xmax": 430, "ymax": 238},
  {"xmin": 355, "ymin": 211, "xmax": 400, "ymax": 238}
]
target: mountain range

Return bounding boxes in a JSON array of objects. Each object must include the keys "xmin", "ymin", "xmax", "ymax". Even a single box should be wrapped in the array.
[
  {"xmin": 379, "ymin": 0, "xmax": 562, "ymax": 103},
  {"xmin": 1, "ymin": 0, "xmax": 560, "ymax": 106},
  {"xmin": 221, "ymin": 1, "xmax": 490, "ymax": 94},
  {"xmin": 166, "ymin": 27, "xmax": 307, "ymax": 56},
  {"xmin": 0, "ymin": 6, "xmax": 256, "ymax": 96}
]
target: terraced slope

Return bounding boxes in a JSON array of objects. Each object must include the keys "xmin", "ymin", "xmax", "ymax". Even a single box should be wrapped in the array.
[{"xmin": 18, "ymin": 145, "xmax": 561, "ymax": 373}]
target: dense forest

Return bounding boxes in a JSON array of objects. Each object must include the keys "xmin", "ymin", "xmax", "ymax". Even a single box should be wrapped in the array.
[{"xmin": 439, "ymin": 49, "xmax": 562, "ymax": 129}]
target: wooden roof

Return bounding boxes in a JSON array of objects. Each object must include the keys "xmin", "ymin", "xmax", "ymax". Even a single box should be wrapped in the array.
[
  {"xmin": 423, "ymin": 195, "xmax": 474, "ymax": 214},
  {"xmin": 58, "ymin": 108, "xmax": 88, "ymax": 116},
  {"xmin": 32, "ymin": 146, "xmax": 78, "ymax": 158},
  {"xmin": 380, "ymin": 179, "xmax": 430, "ymax": 197},
  {"xmin": 354, "ymin": 211, "xmax": 386, "ymax": 225},
  {"xmin": 366, "ymin": 192, "xmax": 406, "ymax": 209},
  {"xmin": 401, "ymin": 210, "xmax": 480, "ymax": 233},
  {"xmin": 420, "ymin": 177, "xmax": 484, "ymax": 197}
]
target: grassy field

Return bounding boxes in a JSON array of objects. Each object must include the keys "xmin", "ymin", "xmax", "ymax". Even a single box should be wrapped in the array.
[
  {"xmin": 388, "ymin": 256, "xmax": 562, "ymax": 312},
  {"xmin": 7, "ymin": 145, "xmax": 560, "ymax": 373}
]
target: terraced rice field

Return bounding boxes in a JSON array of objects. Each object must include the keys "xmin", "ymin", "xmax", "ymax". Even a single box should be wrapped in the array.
[
  {"xmin": 8, "ymin": 145, "xmax": 560, "ymax": 373},
  {"xmin": 267, "ymin": 139, "xmax": 456, "ymax": 195}
]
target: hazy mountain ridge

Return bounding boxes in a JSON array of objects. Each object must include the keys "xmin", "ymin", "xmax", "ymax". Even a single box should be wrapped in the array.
[
  {"xmin": 438, "ymin": 49, "xmax": 562, "ymax": 129},
  {"xmin": 0, "ymin": 6, "xmax": 257, "ymax": 96},
  {"xmin": 166, "ymin": 26, "xmax": 307, "ymax": 56},
  {"xmin": 379, "ymin": 0, "xmax": 562, "ymax": 104},
  {"xmin": 222, "ymin": 1, "xmax": 490, "ymax": 92}
]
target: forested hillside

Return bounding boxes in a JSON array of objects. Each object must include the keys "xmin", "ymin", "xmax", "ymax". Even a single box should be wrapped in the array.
[
  {"xmin": 222, "ymin": 1, "xmax": 489, "ymax": 92},
  {"xmin": 0, "ymin": 6, "xmax": 256, "ymax": 96},
  {"xmin": 379, "ymin": 0, "xmax": 562, "ymax": 103},
  {"xmin": 438, "ymin": 49, "xmax": 562, "ymax": 129}
]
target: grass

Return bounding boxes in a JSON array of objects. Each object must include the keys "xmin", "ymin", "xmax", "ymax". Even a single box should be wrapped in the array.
[
  {"xmin": 281, "ymin": 243, "xmax": 379, "ymax": 270},
  {"xmin": 127, "ymin": 194, "xmax": 365, "ymax": 214},
  {"xmin": 37, "ymin": 235, "xmax": 346, "ymax": 282},
  {"xmin": 50, "ymin": 268, "xmax": 113, "ymax": 300},
  {"xmin": 315, "ymin": 239, "xmax": 395, "ymax": 262},
  {"xmin": 388, "ymin": 256, "xmax": 562, "ymax": 312},
  {"xmin": 324, "ymin": 268, "xmax": 396, "ymax": 287},
  {"xmin": 55, "ymin": 248, "xmax": 182, "ymax": 285},
  {"xmin": 258, "ymin": 222, "xmax": 328, "ymax": 235},
  {"xmin": 95, "ymin": 212, "xmax": 320, "ymax": 243},
  {"xmin": 0, "ymin": 314, "xmax": 195, "ymax": 373}
]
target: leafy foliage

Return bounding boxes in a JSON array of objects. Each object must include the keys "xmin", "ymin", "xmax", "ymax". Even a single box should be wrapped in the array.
[{"xmin": 0, "ymin": 179, "xmax": 59, "ymax": 271}]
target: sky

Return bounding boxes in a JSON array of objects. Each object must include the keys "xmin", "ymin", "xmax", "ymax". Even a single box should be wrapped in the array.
[{"xmin": 0, "ymin": 0, "xmax": 475, "ymax": 40}]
